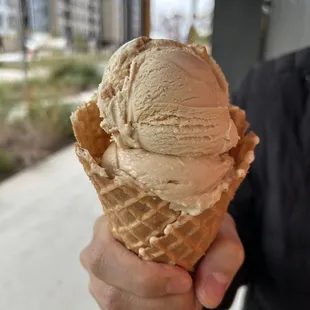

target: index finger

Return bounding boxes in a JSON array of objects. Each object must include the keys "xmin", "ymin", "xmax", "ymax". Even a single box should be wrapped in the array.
[{"xmin": 80, "ymin": 216, "xmax": 192, "ymax": 298}]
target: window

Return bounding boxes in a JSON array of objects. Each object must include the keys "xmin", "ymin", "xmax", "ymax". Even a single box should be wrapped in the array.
[
  {"xmin": 63, "ymin": 10, "xmax": 71, "ymax": 20},
  {"xmin": 43, "ymin": 6, "xmax": 48, "ymax": 19},
  {"xmin": 8, "ymin": 15, "xmax": 16, "ymax": 28},
  {"xmin": 89, "ymin": 29, "xmax": 96, "ymax": 38},
  {"xmin": 6, "ymin": 0, "xmax": 14, "ymax": 7}
]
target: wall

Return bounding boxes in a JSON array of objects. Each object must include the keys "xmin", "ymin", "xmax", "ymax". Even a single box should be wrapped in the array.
[
  {"xmin": 265, "ymin": 0, "xmax": 310, "ymax": 59},
  {"xmin": 211, "ymin": 0, "xmax": 263, "ymax": 91},
  {"xmin": 52, "ymin": 0, "xmax": 101, "ymax": 41},
  {"xmin": 101, "ymin": 0, "xmax": 149, "ymax": 46},
  {"xmin": 0, "ymin": 0, "xmax": 19, "ymax": 37},
  {"xmin": 102, "ymin": 0, "xmax": 125, "ymax": 45},
  {"xmin": 28, "ymin": 0, "xmax": 49, "ymax": 33},
  {"xmin": 0, "ymin": 0, "xmax": 20, "ymax": 51}
]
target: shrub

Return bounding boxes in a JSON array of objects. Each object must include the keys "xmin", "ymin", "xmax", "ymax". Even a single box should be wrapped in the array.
[
  {"xmin": 27, "ymin": 100, "xmax": 75, "ymax": 149},
  {"xmin": 73, "ymin": 35, "xmax": 88, "ymax": 52},
  {"xmin": 0, "ymin": 150, "xmax": 15, "ymax": 174},
  {"xmin": 0, "ymin": 83, "xmax": 20, "ymax": 121},
  {"xmin": 49, "ymin": 62, "xmax": 101, "ymax": 91},
  {"xmin": 0, "ymin": 100, "xmax": 76, "ymax": 169}
]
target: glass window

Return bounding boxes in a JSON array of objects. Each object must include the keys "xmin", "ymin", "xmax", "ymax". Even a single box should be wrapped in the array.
[
  {"xmin": 6, "ymin": 0, "xmax": 13, "ymax": 7},
  {"xmin": 8, "ymin": 15, "xmax": 16, "ymax": 28}
]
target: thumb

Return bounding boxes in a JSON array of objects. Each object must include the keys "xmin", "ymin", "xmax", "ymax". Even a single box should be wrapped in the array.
[{"xmin": 195, "ymin": 214, "xmax": 244, "ymax": 309}]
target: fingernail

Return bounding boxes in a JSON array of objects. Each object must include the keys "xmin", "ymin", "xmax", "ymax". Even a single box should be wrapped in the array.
[
  {"xmin": 166, "ymin": 275, "xmax": 192, "ymax": 294},
  {"xmin": 202, "ymin": 273, "xmax": 229, "ymax": 307}
]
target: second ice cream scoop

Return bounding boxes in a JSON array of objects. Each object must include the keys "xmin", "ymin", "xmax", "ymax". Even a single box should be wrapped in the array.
[{"xmin": 102, "ymin": 142, "xmax": 234, "ymax": 215}]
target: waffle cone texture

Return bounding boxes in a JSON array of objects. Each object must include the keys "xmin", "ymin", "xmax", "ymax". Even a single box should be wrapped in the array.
[{"xmin": 71, "ymin": 97, "xmax": 259, "ymax": 271}]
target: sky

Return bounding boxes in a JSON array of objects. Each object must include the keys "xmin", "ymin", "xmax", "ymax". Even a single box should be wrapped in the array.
[
  {"xmin": 151, "ymin": 0, "xmax": 214, "ymax": 18},
  {"xmin": 150, "ymin": 0, "xmax": 215, "ymax": 39}
]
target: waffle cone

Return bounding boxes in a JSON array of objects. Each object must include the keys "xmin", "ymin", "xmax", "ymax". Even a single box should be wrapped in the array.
[{"xmin": 71, "ymin": 97, "xmax": 259, "ymax": 271}]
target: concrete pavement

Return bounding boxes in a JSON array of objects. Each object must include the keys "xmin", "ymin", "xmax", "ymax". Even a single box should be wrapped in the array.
[
  {"xmin": 0, "ymin": 68, "xmax": 49, "ymax": 83},
  {"xmin": 0, "ymin": 52, "xmax": 23, "ymax": 63},
  {"xmin": 0, "ymin": 145, "xmax": 101, "ymax": 310}
]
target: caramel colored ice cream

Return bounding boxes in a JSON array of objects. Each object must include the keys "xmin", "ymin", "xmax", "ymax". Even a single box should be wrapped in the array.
[{"xmin": 98, "ymin": 37, "xmax": 240, "ymax": 216}]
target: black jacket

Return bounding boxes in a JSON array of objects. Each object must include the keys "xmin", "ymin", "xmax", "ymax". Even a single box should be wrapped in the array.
[{"xmin": 206, "ymin": 47, "xmax": 310, "ymax": 310}]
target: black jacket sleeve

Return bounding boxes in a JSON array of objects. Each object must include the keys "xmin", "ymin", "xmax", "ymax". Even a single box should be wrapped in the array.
[{"xmin": 204, "ymin": 69, "xmax": 257, "ymax": 309}]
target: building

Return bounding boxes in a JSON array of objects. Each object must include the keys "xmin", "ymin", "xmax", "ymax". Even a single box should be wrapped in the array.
[
  {"xmin": 0, "ymin": 0, "xmax": 20, "ymax": 50},
  {"xmin": 123, "ymin": 0, "xmax": 150, "ymax": 41},
  {"xmin": 101, "ymin": 0, "xmax": 150, "ymax": 48},
  {"xmin": 28, "ymin": 0, "xmax": 49, "ymax": 33},
  {"xmin": 50, "ymin": 0, "xmax": 102, "ymax": 44},
  {"xmin": 26, "ymin": 0, "xmax": 102, "ymax": 49},
  {"xmin": 101, "ymin": 0, "xmax": 125, "ymax": 47},
  {"xmin": 0, "ymin": 0, "xmax": 150, "ymax": 52}
]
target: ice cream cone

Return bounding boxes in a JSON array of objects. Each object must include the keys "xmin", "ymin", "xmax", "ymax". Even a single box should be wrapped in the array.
[{"xmin": 71, "ymin": 97, "xmax": 259, "ymax": 271}]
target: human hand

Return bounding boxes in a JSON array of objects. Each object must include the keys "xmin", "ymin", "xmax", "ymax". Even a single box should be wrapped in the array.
[
  {"xmin": 80, "ymin": 214, "xmax": 244, "ymax": 310},
  {"xmin": 195, "ymin": 214, "xmax": 245, "ymax": 308},
  {"xmin": 80, "ymin": 215, "xmax": 201, "ymax": 309}
]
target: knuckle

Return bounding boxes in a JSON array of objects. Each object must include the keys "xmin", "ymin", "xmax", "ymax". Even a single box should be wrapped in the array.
[
  {"xmin": 80, "ymin": 216, "xmax": 108, "ymax": 273},
  {"xmin": 88, "ymin": 280, "xmax": 95, "ymax": 296},
  {"xmin": 224, "ymin": 213, "xmax": 236, "ymax": 227},
  {"xmin": 227, "ymin": 239, "xmax": 245, "ymax": 266},
  {"xmin": 93, "ymin": 215, "xmax": 106, "ymax": 234},
  {"xmin": 103, "ymin": 286, "xmax": 121, "ymax": 309},
  {"xmin": 89, "ymin": 277, "xmax": 122, "ymax": 310},
  {"xmin": 92, "ymin": 250, "xmax": 109, "ymax": 281},
  {"xmin": 133, "ymin": 273, "xmax": 154, "ymax": 297},
  {"xmin": 80, "ymin": 247, "xmax": 90, "ymax": 271},
  {"xmin": 131, "ymin": 261, "xmax": 166, "ymax": 297},
  {"xmin": 132, "ymin": 262, "xmax": 178, "ymax": 298},
  {"xmin": 81, "ymin": 242, "xmax": 109, "ymax": 281}
]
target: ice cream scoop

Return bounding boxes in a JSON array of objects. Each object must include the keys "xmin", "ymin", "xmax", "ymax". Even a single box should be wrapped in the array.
[{"xmin": 97, "ymin": 37, "xmax": 239, "ymax": 157}]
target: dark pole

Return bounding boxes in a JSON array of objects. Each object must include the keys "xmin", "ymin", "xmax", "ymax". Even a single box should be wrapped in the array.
[
  {"xmin": 125, "ymin": 0, "xmax": 132, "ymax": 42},
  {"xmin": 141, "ymin": 0, "xmax": 150, "ymax": 37},
  {"xmin": 258, "ymin": 0, "xmax": 272, "ymax": 61},
  {"xmin": 19, "ymin": 0, "xmax": 29, "ymax": 103}
]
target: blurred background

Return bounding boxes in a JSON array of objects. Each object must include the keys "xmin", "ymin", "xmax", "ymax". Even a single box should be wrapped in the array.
[{"xmin": 0, "ymin": 0, "xmax": 309, "ymax": 309}]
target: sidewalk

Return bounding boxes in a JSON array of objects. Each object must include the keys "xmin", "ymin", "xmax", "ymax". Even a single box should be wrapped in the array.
[
  {"xmin": 0, "ymin": 68, "xmax": 49, "ymax": 82},
  {"xmin": 0, "ymin": 145, "xmax": 101, "ymax": 310}
]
